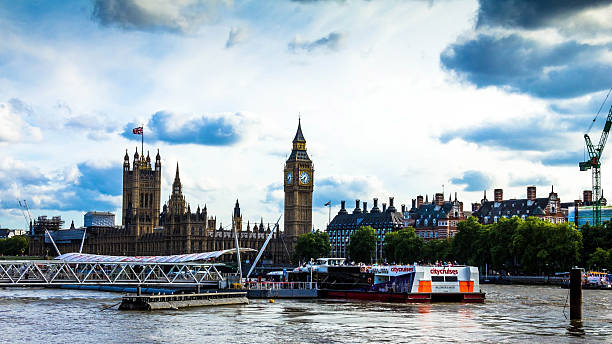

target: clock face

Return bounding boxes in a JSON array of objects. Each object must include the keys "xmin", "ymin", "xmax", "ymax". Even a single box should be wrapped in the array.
[
  {"xmin": 299, "ymin": 171, "xmax": 310, "ymax": 184},
  {"xmin": 286, "ymin": 172, "xmax": 293, "ymax": 184}
]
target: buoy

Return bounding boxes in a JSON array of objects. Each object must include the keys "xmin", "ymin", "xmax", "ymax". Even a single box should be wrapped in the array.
[{"xmin": 269, "ymin": 299, "xmax": 275, "ymax": 303}]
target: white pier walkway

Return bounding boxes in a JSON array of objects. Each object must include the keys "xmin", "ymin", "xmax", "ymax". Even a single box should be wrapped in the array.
[{"xmin": 0, "ymin": 260, "xmax": 227, "ymax": 287}]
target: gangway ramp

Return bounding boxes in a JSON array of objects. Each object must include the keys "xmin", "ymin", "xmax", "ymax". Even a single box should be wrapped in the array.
[{"xmin": 0, "ymin": 260, "xmax": 228, "ymax": 288}]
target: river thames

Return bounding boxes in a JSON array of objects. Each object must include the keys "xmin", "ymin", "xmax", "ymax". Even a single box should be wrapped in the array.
[{"xmin": 0, "ymin": 285, "xmax": 610, "ymax": 343}]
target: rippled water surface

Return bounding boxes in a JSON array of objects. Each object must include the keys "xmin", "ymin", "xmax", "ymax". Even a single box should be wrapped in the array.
[{"xmin": 0, "ymin": 285, "xmax": 611, "ymax": 343}]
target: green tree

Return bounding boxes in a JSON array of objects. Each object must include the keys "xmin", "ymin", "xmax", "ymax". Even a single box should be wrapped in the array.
[
  {"xmin": 293, "ymin": 231, "xmax": 331, "ymax": 263},
  {"xmin": 512, "ymin": 217, "xmax": 581, "ymax": 274},
  {"xmin": 452, "ymin": 216, "xmax": 488, "ymax": 266},
  {"xmin": 587, "ymin": 247, "xmax": 610, "ymax": 270},
  {"xmin": 384, "ymin": 227, "xmax": 424, "ymax": 264},
  {"xmin": 422, "ymin": 238, "xmax": 452, "ymax": 263},
  {"xmin": 348, "ymin": 226, "xmax": 376, "ymax": 263},
  {"xmin": 489, "ymin": 217, "xmax": 520, "ymax": 273},
  {"xmin": 546, "ymin": 222, "xmax": 582, "ymax": 273},
  {"xmin": 581, "ymin": 223, "xmax": 612, "ymax": 266},
  {"xmin": 0, "ymin": 235, "xmax": 29, "ymax": 256}
]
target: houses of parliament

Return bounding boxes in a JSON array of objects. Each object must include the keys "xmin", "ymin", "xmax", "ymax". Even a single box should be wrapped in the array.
[{"xmin": 29, "ymin": 121, "xmax": 314, "ymax": 264}]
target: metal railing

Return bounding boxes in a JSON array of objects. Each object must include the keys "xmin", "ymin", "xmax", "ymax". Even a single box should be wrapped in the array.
[
  {"xmin": 0, "ymin": 260, "xmax": 226, "ymax": 287},
  {"xmin": 243, "ymin": 281, "xmax": 318, "ymax": 290}
]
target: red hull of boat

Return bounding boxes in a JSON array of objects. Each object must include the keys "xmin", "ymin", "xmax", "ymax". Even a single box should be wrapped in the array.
[{"xmin": 323, "ymin": 290, "xmax": 485, "ymax": 303}]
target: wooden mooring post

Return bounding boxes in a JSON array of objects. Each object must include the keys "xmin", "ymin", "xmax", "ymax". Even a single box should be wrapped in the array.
[{"xmin": 570, "ymin": 268, "xmax": 582, "ymax": 320}]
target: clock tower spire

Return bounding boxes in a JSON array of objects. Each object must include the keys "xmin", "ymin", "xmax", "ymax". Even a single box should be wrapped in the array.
[{"xmin": 284, "ymin": 119, "xmax": 314, "ymax": 252}]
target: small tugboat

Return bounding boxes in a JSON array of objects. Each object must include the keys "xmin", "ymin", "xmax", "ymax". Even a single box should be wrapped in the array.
[{"xmin": 319, "ymin": 265, "xmax": 485, "ymax": 303}]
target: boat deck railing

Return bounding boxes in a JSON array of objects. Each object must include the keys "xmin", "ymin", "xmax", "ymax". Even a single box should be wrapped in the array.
[
  {"xmin": 123, "ymin": 291, "xmax": 247, "ymax": 304},
  {"xmin": 244, "ymin": 281, "xmax": 318, "ymax": 290}
]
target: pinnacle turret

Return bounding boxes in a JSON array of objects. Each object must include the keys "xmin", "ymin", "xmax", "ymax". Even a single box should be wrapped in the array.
[
  {"xmin": 172, "ymin": 162, "xmax": 182, "ymax": 195},
  {"xmin": 293, "ymin": 118, "xmax": 306, "ymax": 143}
]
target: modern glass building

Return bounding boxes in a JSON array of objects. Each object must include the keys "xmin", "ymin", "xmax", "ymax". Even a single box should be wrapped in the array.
[
  {"xmin": 567, "ymin": 206, "xmax": 612, "ymax": 227},
  {"xmin": 84, "ymin": 211, "xmax": 115, "ymax": 228}
]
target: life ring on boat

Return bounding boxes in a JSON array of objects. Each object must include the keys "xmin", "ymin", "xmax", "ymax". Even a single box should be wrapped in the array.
[{"xmin": 368, "ymin": 277, "xmax": 372, "ymax": 284}]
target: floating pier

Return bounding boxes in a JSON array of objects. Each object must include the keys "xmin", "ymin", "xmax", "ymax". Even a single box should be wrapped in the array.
[
  {"xmin": 244, "ymin": 281, "xmax": 318, "ymax": 299},
  {"xmin": 119, "ymin": 291, "xmax": 249, "ymax": 311}
]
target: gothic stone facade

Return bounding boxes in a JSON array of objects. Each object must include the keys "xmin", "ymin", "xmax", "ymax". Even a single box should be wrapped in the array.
[
  {"xmin": 284, "ymin": 120, "xmax": 314, "ymax": 252},
  {"xmin": 30, "ymin": 151, "xmax": 288, "ymax": 264},
  {"xmin": 30, "ymin": 122, "xmax": 312, "ymax": 264}
]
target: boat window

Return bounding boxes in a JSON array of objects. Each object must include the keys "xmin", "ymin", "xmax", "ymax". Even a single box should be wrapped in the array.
[
  {"xmin": 445, "ymin": 276, "xmax": 458, "ymax": 282},
  {"xmin": 431, "ymin": 276, "xmax": 444, "ymax": 282}
]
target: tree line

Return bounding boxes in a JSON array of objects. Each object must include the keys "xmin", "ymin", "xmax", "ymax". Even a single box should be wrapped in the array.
[
  {"xmin": 0, "ymin": 235, "xmax": 29, "ymax": 256},
  {"xmin": 294, "ymin": 216, "xmax": 612, "ymax": 274}
]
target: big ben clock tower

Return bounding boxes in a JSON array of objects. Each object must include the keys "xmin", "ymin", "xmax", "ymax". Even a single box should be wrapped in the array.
[{"xmin": 284, "ymin": 119, "xmax": 314, "ymax": 245}]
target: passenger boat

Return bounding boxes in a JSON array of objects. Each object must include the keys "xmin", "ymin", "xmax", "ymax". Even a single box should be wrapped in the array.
[
  {"xmin": 293, "ymin": 257, "xmax": 348, "ymax": 273},
  {"xmin": 319, "ymin": 265, "xmax": 485, "ymax": 303},
  {"xmin": 561, "ymin": 270, "xmax": 611, "ymax": 289}
]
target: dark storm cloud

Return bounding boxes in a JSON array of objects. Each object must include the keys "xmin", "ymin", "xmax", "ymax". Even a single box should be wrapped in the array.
[
  {"xmin": 122, "ymin": 111, "xmax": 244, "ymax": 146},
  {"xmin": 50, "ymin": 186, "xmax": 118, "ymax": 212},
  {"xmin": 440, "ymin": 34, "xmax": 612, "ymax": 99},
  {"xmin": 289, "ymin": 32, "xmax": 343, "ymax": 52},
  {"xmin": 0, "ymin": 164, "xmax": 50, "ymax": 189},
  {"xmin": 91, "ymin": 0, "xmax": 224, "ymax": 34},
  {"xmin": 0, "ymin": 161, "xmax": 120, "ymax": 212},
  {"xmin": 76, "ymin": 163, "xmax": 122, "ymax": 197},
  {"xmin": 476, "ymin": 0, "xmax": 612, "ymax": 29},
  {"xmin": 450, "ymin": 170, "xmax": 492, "ymax": 192},
  {"xmin": 439, "ymin": 117, "xmax": 567, "ymax": 151},
  {"xmin": 92, "ymin": 0, "xmax": 175, "ymax": 32},
  {"xmin": 539, "ymin": 151, "xmax": 585, "ymax": 166}
]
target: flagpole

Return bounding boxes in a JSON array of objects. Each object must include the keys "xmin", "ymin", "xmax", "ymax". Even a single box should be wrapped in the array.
[{"xmin": 141, "ymin": 125, "xmax": 144, "ymax": 158}]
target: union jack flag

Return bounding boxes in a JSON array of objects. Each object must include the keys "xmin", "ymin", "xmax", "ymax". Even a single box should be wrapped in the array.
[{"xmin": 132, "ymin": 127, "xmax": 143, "ymax": 135}]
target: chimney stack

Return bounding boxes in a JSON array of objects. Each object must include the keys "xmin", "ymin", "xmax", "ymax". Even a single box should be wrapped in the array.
[
  {"xmin": 388, "ymin": 197, "xmax": 396, "ymax": 212},
  {"xmin": 527, "ymin": 186, "xmax": 537, "ymax": 201},
  {"xmin": 382, "ymin": 203, "xmax": 387, "ymax": 212},
  {"xmin": 401, "ymin": 204, "xmax": 406, "ymax": 212},
  {"xmin": 494, "ymin": 189, "xmax": 503, "ymax": 202},
  {"xmin": 339, "ymin": 200, "xmax": 347, "ymax": 214},
  {"xmin": 435, "ymin": 193, "xmax": 444, "ymax": 206},
  {"xmin": 353, "ymin": 199, "xmax": 362, "ymax": 214},
  {"xmin": 583, "ymin": 190, "xmax": 593, "ymax": 203},
  {"xmin": 363, "ymin": 201, "xmax": 368, "ymax": 213},
  {"xmin": 416, "ymin": 195, "xmax": 423, "ymax": 208},
  {"xmin": 411, "ymin": 199, "xmax": 416, "ymax": 209},
  {"xmin": 371, "ymin": 198, "xmax": 380, "ymax": 213}
]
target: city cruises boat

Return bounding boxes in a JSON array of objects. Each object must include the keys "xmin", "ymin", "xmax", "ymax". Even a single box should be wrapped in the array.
[
  {"xmin": 270, "ymin": 258, "xmax": 370, "ymax": 291},
  {"xmin": 320, "ymin": 265, "xmax": 486, "ymax": 303},
  {"xmin": 293, "ymin": 257, "xmax": 348, "ymax": 273},
  {"xmin": 561, "ymin": 270, "xmax": 611, "ymax": 289}
]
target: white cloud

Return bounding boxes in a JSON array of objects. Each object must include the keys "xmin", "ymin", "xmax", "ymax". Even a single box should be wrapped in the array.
[
  {"xmin": 0, "ymin": 0, "xmax": 604, "ymax": 230},
  {"xmin": 0, "ymin": 102, "xmax": 42, "ymax": 143}
]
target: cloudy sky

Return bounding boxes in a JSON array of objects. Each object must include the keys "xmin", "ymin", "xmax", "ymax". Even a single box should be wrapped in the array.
[{"xmin": 1, "ymin": 0, "xmax": 612, "ymax": 230}]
